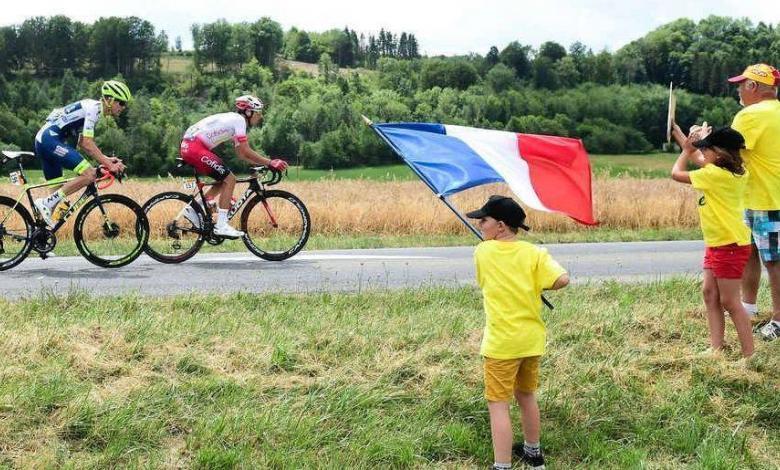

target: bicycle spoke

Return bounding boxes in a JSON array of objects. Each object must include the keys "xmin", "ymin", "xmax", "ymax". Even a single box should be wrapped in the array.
[
  {"xmin": 0, "ymin": 197, "xmax": 33, "ymax": 270},
  {"xmin": 242, "ymin": 190, "xmax": 310, "ymax": 261},
  {"xmin": 74, "ymin": 195, "xmax": 148, "ymax": 268},
  {"xmin": 143, "ymin": 192, "xmax": 205, "ymax": 263}
]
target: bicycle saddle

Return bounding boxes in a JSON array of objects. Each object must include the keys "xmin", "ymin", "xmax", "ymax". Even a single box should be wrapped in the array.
[{"xmin": 1, "ymin": 151, "xmax": 34, "ymax": 163}]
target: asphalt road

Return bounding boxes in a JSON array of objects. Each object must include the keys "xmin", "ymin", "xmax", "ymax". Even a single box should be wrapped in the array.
[{"xmin": 0, "ymin": 240, "xmax": 708, "ymax": 299}]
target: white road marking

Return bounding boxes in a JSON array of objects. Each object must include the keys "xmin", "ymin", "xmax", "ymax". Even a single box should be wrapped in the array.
[{"xmin": 206, "ymin": 253, "xmax": 440, "ymax": 262}]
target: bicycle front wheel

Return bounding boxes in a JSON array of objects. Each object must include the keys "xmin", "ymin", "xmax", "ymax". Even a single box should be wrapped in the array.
[
  {"xmin": 0, "ymin": 195, "xmax": 33, "ymax": 271},
  {"xmin": 142, "ymin": 191, "xmax": 205, "ymax": 264},
  {"xmin": 241, "ymin": 190, "xmax": 310, "ymax": 261},
  {"xmin": 73, "ymin": 194, "xmax": 149, "ymax": 268}
]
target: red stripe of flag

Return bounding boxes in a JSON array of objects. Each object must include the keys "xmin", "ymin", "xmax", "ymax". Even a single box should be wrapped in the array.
[{"xmin": 517, "ymin": 134, "xmax": 597, "ymax": 225}]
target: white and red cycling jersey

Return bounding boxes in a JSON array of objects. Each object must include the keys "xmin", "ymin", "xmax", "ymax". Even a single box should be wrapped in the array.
[{"xmin": 183, "ymin": 112, "xmax": 248, "ymax": 149}]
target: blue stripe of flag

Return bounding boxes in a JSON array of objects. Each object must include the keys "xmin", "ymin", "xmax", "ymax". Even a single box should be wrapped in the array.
[{"xmin": 374, "ymin": 123, "xmax": 504, "ymax": 196}]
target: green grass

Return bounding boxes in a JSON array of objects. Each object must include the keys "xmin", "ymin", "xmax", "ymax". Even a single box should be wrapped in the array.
[
  {"xmin": 1, "ymin": 281, "xmax": 778, "ymax": 467},
  {"xmin": 160, "ymin": 53, "xmax": 194, "ymax": 75},
  {"xmin": 12, "ymin": 165, "xmax": 417, "ymax": 184},
  {"xmin": 11, "ymin": 153, "xmax": 678, "ymax": 185},
  {"xmin": 590, "ymin": 153, "xmax": 678, "ymax": 179}
]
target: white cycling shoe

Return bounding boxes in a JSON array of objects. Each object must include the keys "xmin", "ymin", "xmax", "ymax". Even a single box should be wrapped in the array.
[
  {"xmin": 180, "ymin": 205, "xmax": 201, "ymax": 228},
  {"xmin": 34, "ymin": 198, "xmax": 55, "ymax": 227},
  {"xmin": 213, "ymin": 223, "xmax": 244, "ymax": 239}
]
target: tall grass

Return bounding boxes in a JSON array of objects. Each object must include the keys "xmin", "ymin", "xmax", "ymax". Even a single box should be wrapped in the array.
[
  {"xmin": 1, "ymin": 176, "xmax": 700, "ymax": 241},
  {"xmin": 0, "ymin": 281, "xmax": 778, "ymax": 467}
]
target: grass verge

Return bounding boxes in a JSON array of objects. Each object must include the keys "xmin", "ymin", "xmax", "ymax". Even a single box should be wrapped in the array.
[
  {"xmin": 6, "ymin": 227, "xmax": 703, "ymax": 261},
  {"xmin": 0, "ymin": 281, "xmax": 778, "ymax": 468}
]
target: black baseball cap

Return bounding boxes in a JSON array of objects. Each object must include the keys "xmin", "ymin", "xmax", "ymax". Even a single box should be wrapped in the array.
[
  {"xmin": 693, "ymin": 126, "xmax": 745, "ymax": 150},
  {"xmin": 466, "ymin": 195, "xmax": 530, "ymax": 231}
]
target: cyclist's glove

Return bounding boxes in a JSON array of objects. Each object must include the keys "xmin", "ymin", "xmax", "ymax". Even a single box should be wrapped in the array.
[{"xmin": 269, "ymin": 159, "xmax": 288, "ymax": 172}]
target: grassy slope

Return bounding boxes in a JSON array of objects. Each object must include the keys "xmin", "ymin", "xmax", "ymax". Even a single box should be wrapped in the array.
[{"xmin": 1, "ymin": 281, "xmax": 778, "ymax": 468}]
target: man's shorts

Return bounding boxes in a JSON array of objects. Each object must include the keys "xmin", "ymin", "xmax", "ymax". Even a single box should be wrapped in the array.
[
  {"xmin": 34, "ymin": 126, "xmax": 91, "ymax": 180},
  {"xmin": 483, "ymin": 356, "xmax": 540, "ymax": 402},
  {"xmin": 180, "ymin": 138, "xmax": 231, "ymax": 181},
  {"xmin": 703, "ymin": 243, "xmax": 752, "ymax": 279},
  {"xmin": 744, "ymin": 209, "xmax": 780, "ymax": 262}
]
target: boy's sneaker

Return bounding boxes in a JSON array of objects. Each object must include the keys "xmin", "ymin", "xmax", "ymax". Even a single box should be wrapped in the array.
[
  {"xmin": 513, "ymin": 443, "xmax": 545, "ymax": 469},
  {"xmin": 758, "ymin": 320, "xmax": 780, "ymax": 341},
  {"xmin": 213, "ymin": 223, "xmax": 244, "ymax": 239},
  {"xmin": 34, "ymin": 198, "xmax": 54, "ymax": 227}
]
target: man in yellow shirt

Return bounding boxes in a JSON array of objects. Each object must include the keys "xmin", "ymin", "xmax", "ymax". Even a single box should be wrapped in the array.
[
  {"xmin": 467, "ymin": 195, "xmax": 569, "ymax": 470},
  {"xmin": 728, "ymin": 63, "xmax": 780, "ymax": 340}
]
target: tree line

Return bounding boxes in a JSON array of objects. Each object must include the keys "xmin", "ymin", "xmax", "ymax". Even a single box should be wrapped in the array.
[
  {"xmin": 0, "ymin": 14, "xmax": 772, "ymax": 174},
  {"xmin": 0, "ymin": 16, "xmax": 167, "ymax": 79}
]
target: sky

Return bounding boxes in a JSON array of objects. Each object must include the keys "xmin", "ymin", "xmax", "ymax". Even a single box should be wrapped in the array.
[{"xmin": 2, "ymin": 0, "xmax": 778, "ymax": 55}]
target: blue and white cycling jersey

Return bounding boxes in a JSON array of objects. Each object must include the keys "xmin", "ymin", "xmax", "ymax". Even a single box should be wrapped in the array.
[
  {"xmin": 34, "ymin": 99, "xmax": 102, "ymax": 180},
  {"xmin": 37, "ymin": 99, "xmax": 102, "ymax": 142}
]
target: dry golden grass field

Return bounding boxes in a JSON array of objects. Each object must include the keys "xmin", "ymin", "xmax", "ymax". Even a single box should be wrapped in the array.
[{"xmin": 0, "ymin": 176, "xmax": 699, "ymax": 241}]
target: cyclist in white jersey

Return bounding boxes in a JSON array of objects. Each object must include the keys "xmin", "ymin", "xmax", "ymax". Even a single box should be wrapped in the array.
[
  {"xmin": 179, "ymin": 95, "xmax": 288, "ymax": 238},
  {"xmin": 33, "ymin": 80, "xmax": 131, "ymax": 225}
]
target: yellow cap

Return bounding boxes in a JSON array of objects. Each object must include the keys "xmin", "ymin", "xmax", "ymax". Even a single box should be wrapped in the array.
[{"xmin": 728, "ymin": 63, "xmax": 780, "ymax": 86}]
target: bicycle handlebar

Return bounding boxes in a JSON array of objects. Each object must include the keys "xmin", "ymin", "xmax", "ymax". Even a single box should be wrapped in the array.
[
  {"xmin": 249, "ymin": 166, "xmax": 284, "ymax": 186},
  {"xmin": 95, "ymin": 165, "xmax": 125, "ymax": 189}
]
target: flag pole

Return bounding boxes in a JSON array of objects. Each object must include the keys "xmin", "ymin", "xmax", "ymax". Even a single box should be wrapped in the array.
[
  {"xmin": 364, "ymin": 115, "xmax": 482, "ymax": 238},
  {"xmin": 364, "ymin": 116, "xmax": 553, "ymax": 310}
]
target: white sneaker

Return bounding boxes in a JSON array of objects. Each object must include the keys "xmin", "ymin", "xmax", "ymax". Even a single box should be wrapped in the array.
[
  {"xmin": 759, "ymin": 320, "xmax": 780, "ymax": 341},
  {"xmin": 34, "ymin": 198, "xmax": 55, "ymax": 227},
  {"xmin": 213, "ymin": 224, "xmax": 244, "ymax": 239},
  {"xmin": 180, "ymin": 205, "xmax": 201, "ymax": 228}
]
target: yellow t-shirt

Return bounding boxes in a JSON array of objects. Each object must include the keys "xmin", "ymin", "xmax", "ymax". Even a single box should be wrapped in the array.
[
  {"xmin": 689, "ymin": 164, "xmax": 751, "ymax": 247},
  {"xmin": 731, "ymin": 99, "xmax": 780, "ymax": 210},
  {"xmin": 474, "ymin": 240, "xmax": 566, "ymax": 359}
]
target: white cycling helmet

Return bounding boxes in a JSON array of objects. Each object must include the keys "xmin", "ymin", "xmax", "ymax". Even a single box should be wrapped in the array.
[{"xmin": 235, "ymin": 95, "xmax": 264, "ymax": 113}]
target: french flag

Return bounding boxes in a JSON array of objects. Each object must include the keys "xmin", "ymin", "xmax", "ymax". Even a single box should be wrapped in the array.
[{"xmin": 374, "ymin": 123, "xmax": 597, "ymax": 226}]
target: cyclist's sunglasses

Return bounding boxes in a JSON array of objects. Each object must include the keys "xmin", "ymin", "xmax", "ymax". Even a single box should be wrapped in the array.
[{"xmin": 115, "ymin": 99, "xmax": 127, "ymax": 107}]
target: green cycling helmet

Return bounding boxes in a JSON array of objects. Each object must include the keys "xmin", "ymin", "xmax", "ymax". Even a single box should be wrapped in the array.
[{"xmin": 101, "ymin": 80, "xmax": 132, "ymax": 103}]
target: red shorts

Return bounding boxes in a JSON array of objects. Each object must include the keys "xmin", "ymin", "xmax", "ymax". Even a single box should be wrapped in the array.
[
  {"xmin": 179, "ymin": 138, "xmax": 231, "ymax": 181},
  {"xmin": 703, "ymin": 243, "xmax": 752, "ymax": 279}
]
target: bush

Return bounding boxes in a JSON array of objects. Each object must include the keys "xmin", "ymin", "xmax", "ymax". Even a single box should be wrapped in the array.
[{"xmin": 576, "ymin": 118, "xmax": 653, "ymax": 153}]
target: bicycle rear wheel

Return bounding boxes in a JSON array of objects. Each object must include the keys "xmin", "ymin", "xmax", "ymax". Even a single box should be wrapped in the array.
[
  {"xmin": 142, "ymin": 191, "xmax": 206, "ymax": 263},
  {"xmin": 0, "ymin": 195, "xmax": 33, "ymax": 271},
  {"xmin": 241, "ymin": 190, "xmax": 310, "ymax": 261},
  {"xmin": 73, "ymin": 194, "xmax": 149, "ymax": 268}
]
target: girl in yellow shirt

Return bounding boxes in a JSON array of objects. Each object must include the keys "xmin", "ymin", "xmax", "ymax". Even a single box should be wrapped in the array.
[{"xmin": 671, "ymin": 124, "xmax": 754, "ymax": 358}]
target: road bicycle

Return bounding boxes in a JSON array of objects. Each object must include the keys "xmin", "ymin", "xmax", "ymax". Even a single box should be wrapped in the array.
[
  {"xmin": 0, "ymin": 150, "xmax": 149, "ymax": 271},
  {"xmin": 142, "ymin": 159, "xmax": 310, "ymax": 263}
]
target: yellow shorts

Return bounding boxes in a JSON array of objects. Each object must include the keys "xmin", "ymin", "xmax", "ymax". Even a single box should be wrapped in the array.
[{"xmin": 483, "ymin": 356, "xmax": 541, "ymax": 402}]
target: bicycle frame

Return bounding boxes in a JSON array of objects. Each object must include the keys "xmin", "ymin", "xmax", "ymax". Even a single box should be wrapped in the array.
[
  {"xmin": 183, "ymin": 168, "xmax": 280, "ymax": 226},
  {"xmin": 1, "ymin": 157, "xmax": 110, "ymax": 235}
]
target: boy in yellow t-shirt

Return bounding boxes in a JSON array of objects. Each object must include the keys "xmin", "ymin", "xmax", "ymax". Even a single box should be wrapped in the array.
[
  {"xmin": 466, "ymin": 195, "xmax": 569, "ymax": 470},
  {"xmin": 671, "ymin": 125, "xmax": 754, "ymax": 358}
]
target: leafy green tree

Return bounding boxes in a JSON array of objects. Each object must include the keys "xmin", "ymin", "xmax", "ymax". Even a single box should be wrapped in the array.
[
  {"xmin": 554, "ymin": 56, "xmax": 581, "ymax": 88},
  {"xmin": 532, "ymin": 56, "xmax": 558, "ymax": 89},
  {"xmin": 499, "ymin": 41, "xmax": 532, "ymax": 79},
  {"xmin": 486, "ymin": 46, "xmax": 499, "ymax": 67},
  {"xmin": 318, "ymin": 53, "xmax": 338, "ymax": 83},
  {"xmin": 538, "ymin": 41, "xmax": 567, "ymax": 62},
  {"xmin": 420, "ymin": 58, "xmax": 479, "ymax": 90},
  {"xmin": 506, "ymin": 114, "xmax": 568, "ymax": 136},
  {"xmin": 251, "ymin": 18, "xmax": 284, "ymax": 67},
  {"xmin": 485, "ymin": 63, "xmax": 517, "ymax": 92},
  {"xmin": 377, "ymin": 57, "xmax": 419, "ymax": 96}
]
